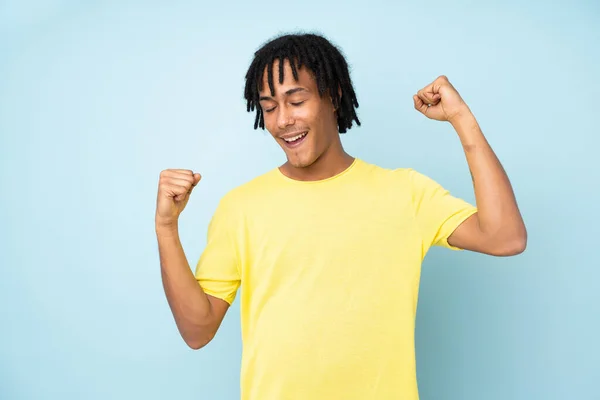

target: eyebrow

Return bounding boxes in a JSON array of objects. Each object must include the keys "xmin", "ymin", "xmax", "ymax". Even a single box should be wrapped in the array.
[{"xmin": 259, "ymin": 87, "xmax": 308, "ymax": 102}]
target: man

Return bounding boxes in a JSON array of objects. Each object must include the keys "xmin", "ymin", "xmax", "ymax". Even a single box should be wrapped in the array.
[{"xmin": 155, "ymin": 33, "xmax": 526, "ymax": 400}]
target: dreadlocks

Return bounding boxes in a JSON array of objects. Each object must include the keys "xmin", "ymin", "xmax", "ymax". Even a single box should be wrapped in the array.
[{"xmin": 243, "ymin": 33, "xmax": 361, "ymax": 134}]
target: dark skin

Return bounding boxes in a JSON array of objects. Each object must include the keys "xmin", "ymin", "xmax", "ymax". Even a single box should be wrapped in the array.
[
  {"xmin": 412, "ymin": 75, "xmax": 526, "ymax": 255},
  {"xmin": 159, "ymin": 58, "xmax": 526, "ymax": 350},
  {"xmin": 258, "ymin": 61, "xmax": 526, "ymax": 257},
  {"xmin": 258, "ymin": 58, "xmax": 354, "ymax": 181}
]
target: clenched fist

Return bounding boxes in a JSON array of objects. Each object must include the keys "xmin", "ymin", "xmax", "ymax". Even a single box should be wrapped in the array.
[
  {"xmin": 155, "ymin": 169, "xmax": 201, "ymax": 227},
  {"xmin": 413, "ymin": 75, "xmax": 471, "ymax": 123}
]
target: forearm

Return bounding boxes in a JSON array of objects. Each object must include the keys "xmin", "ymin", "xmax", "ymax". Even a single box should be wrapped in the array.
[
  {"xmin": 156, "ymin": 224, "xmax": 215, "ymax": 348},
  {"xmin": 450, "ymin": 112, "xmax": 527, "ymax": 243}
]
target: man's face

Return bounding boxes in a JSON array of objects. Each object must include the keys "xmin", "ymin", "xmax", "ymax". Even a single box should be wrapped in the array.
[{"xmin": 258, "ymin": 58, "xmax": 339, "ymax": 168}]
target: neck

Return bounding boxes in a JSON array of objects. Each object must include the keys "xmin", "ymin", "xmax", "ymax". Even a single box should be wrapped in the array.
[{"xmin": 279, "ymin": 138, "xmax": 355, "ymax": 182}]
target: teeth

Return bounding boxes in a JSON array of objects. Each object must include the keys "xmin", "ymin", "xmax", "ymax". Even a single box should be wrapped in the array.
[{"xmin": 283, "ymin": 132, "xmax": 306, "ymax": 142}]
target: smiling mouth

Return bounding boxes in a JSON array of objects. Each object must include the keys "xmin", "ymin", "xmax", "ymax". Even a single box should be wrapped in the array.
[{"xmin": 281, "ymin": 131, "xmax": 308, "ymax": 148}]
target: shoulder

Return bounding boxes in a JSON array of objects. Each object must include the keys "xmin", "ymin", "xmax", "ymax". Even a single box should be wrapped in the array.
[
  {"xmin": 216, "ymin": 167, "xmax": 279, "ymax": 209},
  {"xmin": 355, "ymin": 158, "xmax": 416, "ymax": 185},
  {"xmin": 355, "ymin": 159, "xmax": 446, "ymax": 201},
  {"xmin": 365, "ymin": 160, "xmax": 437, "ymax": 185}
]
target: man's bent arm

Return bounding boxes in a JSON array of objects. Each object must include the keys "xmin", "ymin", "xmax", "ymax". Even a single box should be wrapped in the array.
[
  {"xmin": 448, "ymin": 112, "xmax": 527, "ymax": 255},
  {"xmin": 156, "ymin": 224, "xmax": 229, "ymax": 349}
]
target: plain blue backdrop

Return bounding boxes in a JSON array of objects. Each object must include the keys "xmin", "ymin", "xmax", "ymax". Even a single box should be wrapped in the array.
[{"xmin": 1, "ymin": 1, "xmax": 598, "ymax": 399}]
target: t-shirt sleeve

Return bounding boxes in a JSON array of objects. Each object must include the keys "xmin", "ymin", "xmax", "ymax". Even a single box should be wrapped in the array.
[
  {"xmin": 194, "ymin": 194, "xmax": 242, "ymax": 305},
  {"xmin": 407, "ymin": 168, "xmax": 478, "ymax": 251}
]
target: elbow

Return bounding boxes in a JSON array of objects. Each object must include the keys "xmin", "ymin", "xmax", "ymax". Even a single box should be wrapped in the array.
[
  {"xmin": 183, "ymin": 331, "xmax": 215, "ymax": 350},
  {"xmin": 186, "ymin": 341, "xmax": 207, "ymax": 350},
  {"xmin": 493, "ymin": 229, "xmax": 527, "ymax": 256},
  {"xmin": 185, "ymin": 337, "xmax": 211, "ymax": 350},
  {"xmin": 497, "ymin": 238, "xmax": 526, "ymax": 256},
  {"xmin": 513, "ymin": 225, "xmax": 528, "ymax": 254},
  {"xmin": 514, "ymin": 235, "xmax": 527, "ymax": 255}
]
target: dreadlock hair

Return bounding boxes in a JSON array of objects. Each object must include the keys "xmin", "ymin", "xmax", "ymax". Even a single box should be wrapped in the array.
[{"xmin": 243, "ymin": 32, "xmax": 361, "ymax": 134}]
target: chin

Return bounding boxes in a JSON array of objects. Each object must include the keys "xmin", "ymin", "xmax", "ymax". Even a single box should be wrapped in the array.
[
  {"xmin": 288, "ymin": 159, "xmax": 310, "ymax": 168},
  {"xmin": 287, "ymin": 154, "xmax": 317, "ymax": 169}
]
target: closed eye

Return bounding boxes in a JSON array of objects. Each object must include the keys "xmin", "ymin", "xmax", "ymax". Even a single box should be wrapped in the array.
[{"xmin": 263, "ymin": 101, "xmax": 304, "ymax": 113}]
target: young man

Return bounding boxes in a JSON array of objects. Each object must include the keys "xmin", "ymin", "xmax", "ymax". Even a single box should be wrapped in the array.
[{"xmin": 155, "ymin": 33, "xmax": 526, "ymax": 400}]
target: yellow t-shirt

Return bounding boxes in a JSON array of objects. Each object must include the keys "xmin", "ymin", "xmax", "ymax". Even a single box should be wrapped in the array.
[{"xmin": 195, "ymin": 158, "xmax": 477, "ymax": 400}]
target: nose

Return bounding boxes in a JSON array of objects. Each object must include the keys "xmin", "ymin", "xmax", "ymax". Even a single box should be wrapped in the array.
[{"xmin": 276, "ymin": 105, "xmax": 295, "ymax": 130}]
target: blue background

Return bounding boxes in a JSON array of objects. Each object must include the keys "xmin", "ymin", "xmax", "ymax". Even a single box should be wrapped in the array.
[{"xmin": 1, "ymin": 1, "xmax": 598, "ymax": 399}]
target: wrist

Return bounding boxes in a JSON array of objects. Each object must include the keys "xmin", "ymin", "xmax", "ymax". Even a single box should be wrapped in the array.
[
  {"xmin": 155, "ymin": 217, "xmax": 179, "ymax": 234},
  {"xmin": 450, "ymin": 111, "xmax": 485, "ymax": 151},
  {"xmin": 448, "ymin": 106, "xmax": 475, "ymax": 127}
]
